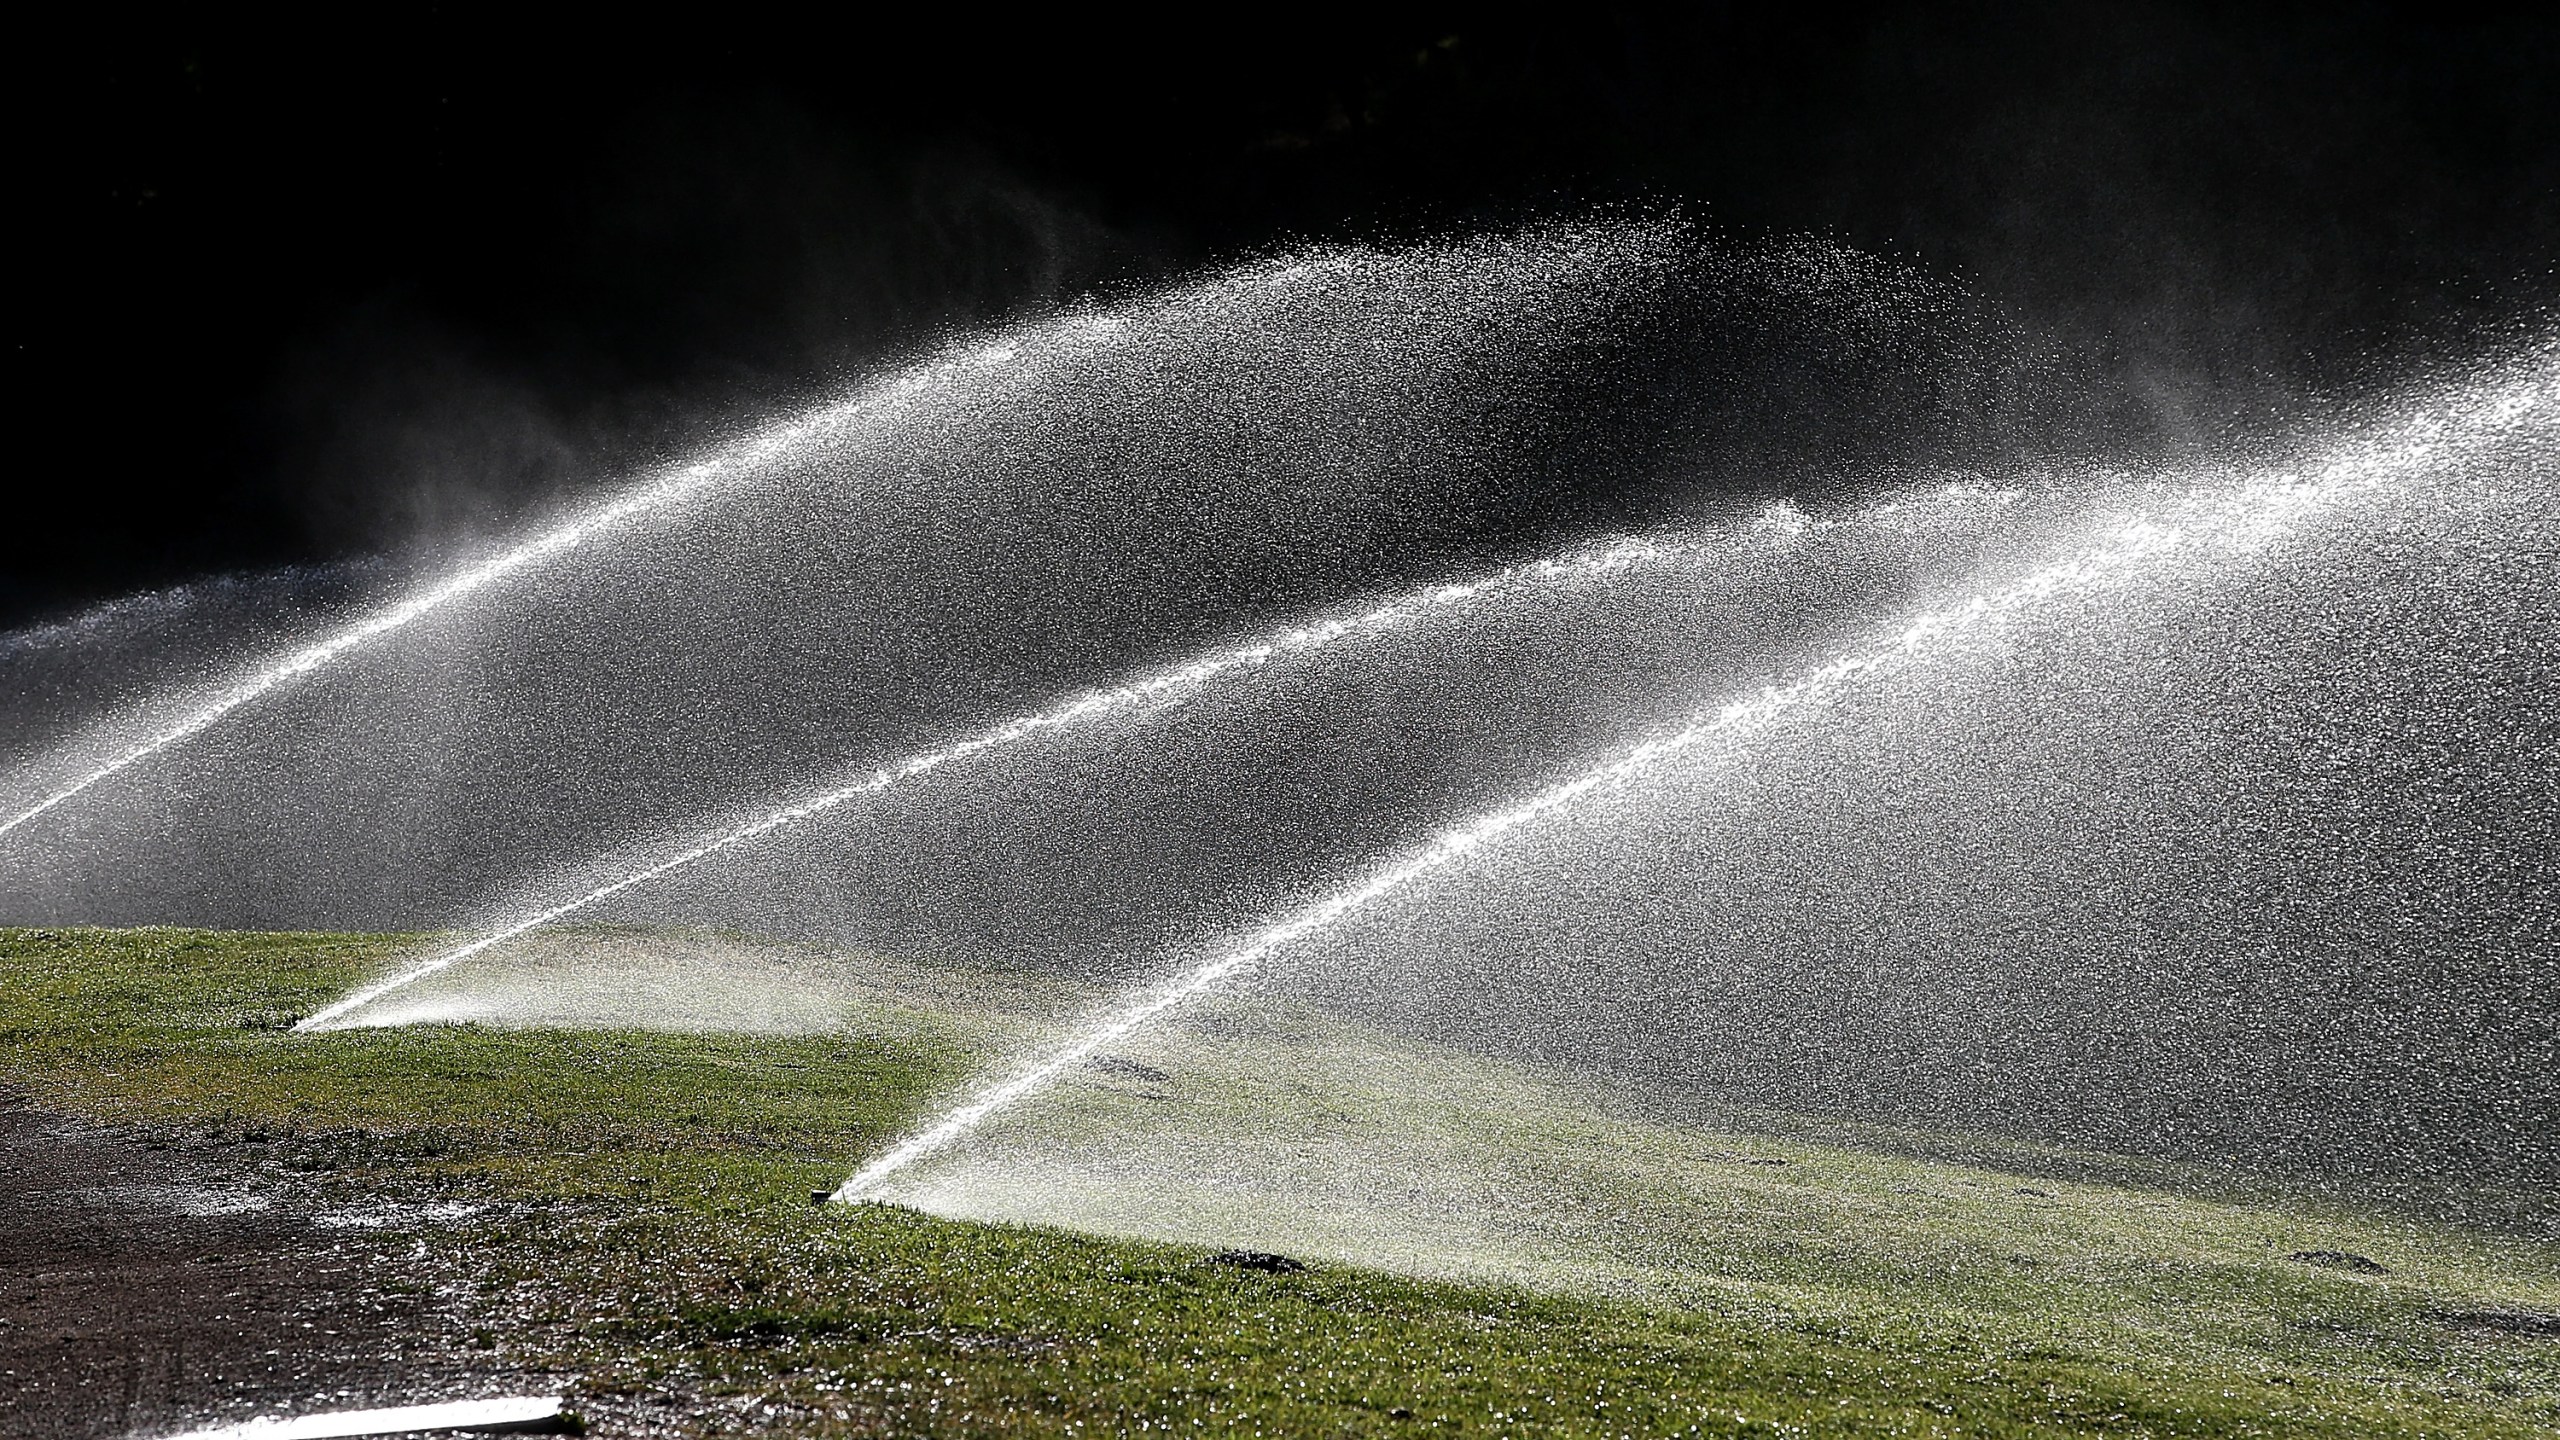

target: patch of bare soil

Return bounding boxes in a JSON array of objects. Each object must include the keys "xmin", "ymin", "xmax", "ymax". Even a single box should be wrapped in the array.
[{"xmin": 0, "ymin": 1095, "xmax": 505, "ymax": 1439}]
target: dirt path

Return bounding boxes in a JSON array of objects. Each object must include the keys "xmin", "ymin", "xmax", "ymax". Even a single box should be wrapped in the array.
[{"xmin": 0, "ymin": 1096, "xmax": 494, "ymax": 1439}]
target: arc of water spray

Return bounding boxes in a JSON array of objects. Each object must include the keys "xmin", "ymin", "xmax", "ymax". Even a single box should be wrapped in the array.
[
  {"xmin": 831, "ymin": 353, "xmax": 2557, "ymax": 1202},
  {"xmin": 292, "ymin": 534, "xmax": 1708, "ymax": 1031},
  {"xmin": 0, "ymin": 438, "xmax": 789, "ymax": 844},
  {"xmin": 826, "ymin": 521, "xmax": 2188, "ymax": 1200},
  {"xmin": 297, "ymin": 484, "xmax": 2029, "ymax": 1032},
  {"xmin": 0, "ymin": 337, "xmax": 1049, "ymax": 846},
  {"xmin": 3, "ymin": 224, "xmax": 1671, "ymax": 847}
]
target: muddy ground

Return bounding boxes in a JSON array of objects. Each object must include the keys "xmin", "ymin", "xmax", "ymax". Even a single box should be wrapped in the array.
[{"xmin": 0, "ymin": 1095, "xmax": 523, "ymax": 1440}]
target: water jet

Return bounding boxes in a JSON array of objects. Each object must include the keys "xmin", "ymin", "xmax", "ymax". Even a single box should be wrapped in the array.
[
  {"xmin": 297, "ymin": 481, "xmax": 2022, "ymax": 1031},
  {"xmin": 834, "ymin": 338, "xmax": 2558, "ymax": 1203}
]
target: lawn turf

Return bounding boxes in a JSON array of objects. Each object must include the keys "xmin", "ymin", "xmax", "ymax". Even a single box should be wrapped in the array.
[{"xmin": 3, "ymin": 926, "xmax": 2554, "ymax": 1438}]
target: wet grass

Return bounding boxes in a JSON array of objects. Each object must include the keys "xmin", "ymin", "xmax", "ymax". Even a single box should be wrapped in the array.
[{"xmin": 4, "ymin": 925, "xmax": 2555, "ymax": 1438}]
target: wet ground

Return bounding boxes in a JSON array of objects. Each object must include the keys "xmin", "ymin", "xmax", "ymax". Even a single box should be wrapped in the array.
[{"xmin": 0, "ymin": 1094, "xmax": 503, "ymax": 1440}]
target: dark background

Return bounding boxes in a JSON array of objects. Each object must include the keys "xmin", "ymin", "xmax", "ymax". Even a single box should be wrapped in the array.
[{"xmin": 11, "ymin": 2, "xmax": 2558, "ymax": 628}]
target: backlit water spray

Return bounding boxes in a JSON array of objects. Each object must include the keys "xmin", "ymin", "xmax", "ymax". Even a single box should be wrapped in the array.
[
  {"xmin": 832, "ymin": 346, "xmax": 2557, "ymax": 1203},
  {"xmin": 3, "ymin": 226, "xmax": 1680, "ymax": 856},
  {"xmin": 297, "ymin": 492, "xmax": 2019, "ymax": 1031},
  {"xmin": 0, "ymin": 350, "xmax": 1027, "ymax": 845}
]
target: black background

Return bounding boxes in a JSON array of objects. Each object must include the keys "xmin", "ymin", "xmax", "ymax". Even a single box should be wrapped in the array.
[{"xmin": 12, "ymin": 3, "xmax": 2558, "ymax": 627}]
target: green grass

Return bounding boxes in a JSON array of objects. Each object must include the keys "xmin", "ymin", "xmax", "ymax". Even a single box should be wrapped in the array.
[{"xmin": 4, "ymin": 925, "xmax": 2555, "ymax": 1438}]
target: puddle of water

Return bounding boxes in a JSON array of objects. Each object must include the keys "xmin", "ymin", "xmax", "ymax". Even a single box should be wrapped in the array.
[{"xmin": 311, "ymin": 1201, "xmax": 487, "ymax": 1231}]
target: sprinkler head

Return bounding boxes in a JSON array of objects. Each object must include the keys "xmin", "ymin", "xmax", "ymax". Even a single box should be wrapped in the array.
[{"xmin": 810, "ymin": 1189, "xmax": 833, "ymax": 1207}]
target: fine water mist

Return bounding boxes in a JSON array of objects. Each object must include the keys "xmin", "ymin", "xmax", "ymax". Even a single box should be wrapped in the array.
[
  {"xmin": 298, "ymin": 483, "xmax": 2035, "ymax": 1031},
  {"xmin": 835, "ymin": 340, "xmax": 2558, "ymax": 1213},
  {"xmin": 8, "ymin": 220, "xmax": 2555, "ymax": 1243},
  {"xmin": 4, "ymin": 223, "xmax": 1706, "ymax": 908}
]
